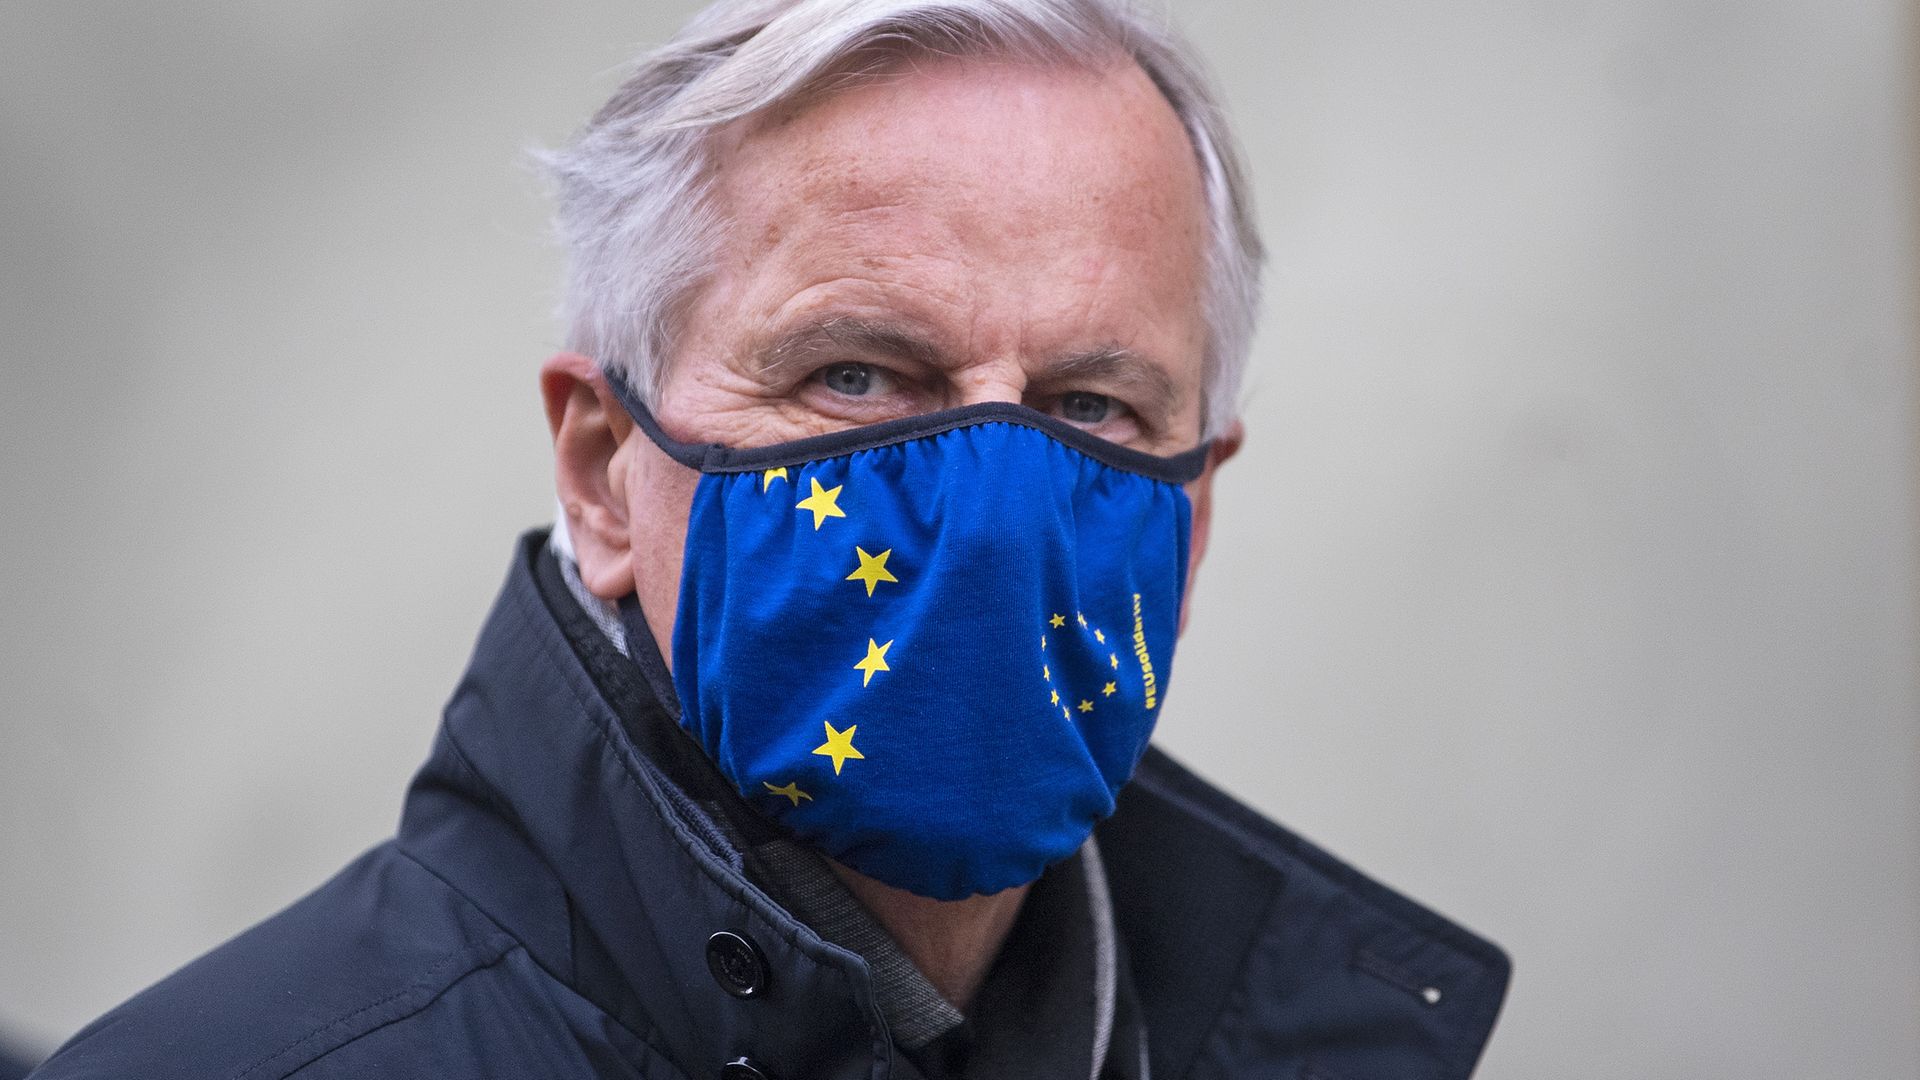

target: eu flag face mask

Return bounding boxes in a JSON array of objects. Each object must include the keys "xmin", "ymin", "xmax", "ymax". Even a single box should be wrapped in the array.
[{"xmin": 608, "ymin": 376, "xmax": 1208, "ymax": 900}]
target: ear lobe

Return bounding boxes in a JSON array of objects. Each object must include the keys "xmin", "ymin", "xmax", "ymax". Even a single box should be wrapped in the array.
[
  {"xmin": 1178, "ymin": 419, "xmax": 1243, "ymax": 637},
  {"xmin": 541, "ymin": 352, "xmax": 637, "ymax": 598}
]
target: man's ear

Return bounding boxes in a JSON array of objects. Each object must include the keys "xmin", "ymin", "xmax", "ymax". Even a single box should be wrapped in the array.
[
  {"xmin": 1179, "ymin": 418, "xmax": 1243, "ymax": 637},
  {"xmin": 540, "ymin": 352, "xmax": 637, "ymax": 599}
]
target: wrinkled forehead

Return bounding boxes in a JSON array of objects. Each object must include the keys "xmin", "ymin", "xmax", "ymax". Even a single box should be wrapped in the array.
[
  {"xmin": 722, "ymin": 52, "xmax": 1206, "ymax": 248},
  {"xmin": 699, "ymin": 53, "xmax": 1213, "ymax": 409}
]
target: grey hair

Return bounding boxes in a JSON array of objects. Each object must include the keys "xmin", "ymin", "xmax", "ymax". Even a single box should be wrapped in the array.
[{"xmin": 538, "ymin": 0, "xmax": 1263, "ymax": 438}]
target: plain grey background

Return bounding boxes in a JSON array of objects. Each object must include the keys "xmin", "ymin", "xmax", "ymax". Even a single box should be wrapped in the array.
[{"xmin": 2, "ymin": 1, "xmax": 1916, "ymax": 1076}]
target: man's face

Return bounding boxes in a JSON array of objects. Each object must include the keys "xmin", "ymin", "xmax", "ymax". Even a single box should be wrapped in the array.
[{"xmin": 559, "ymin": 54, "xmax": 1224, "ymax": 661}]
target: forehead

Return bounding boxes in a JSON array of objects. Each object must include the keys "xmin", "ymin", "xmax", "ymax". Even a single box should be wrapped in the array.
[
  {"xmin": 700, "ymin": 54, "xmax": 1212, "ymax": 413},
  {"xmin": 733, "ymin": 53, "xmax": 1203, "ymax": 223}
]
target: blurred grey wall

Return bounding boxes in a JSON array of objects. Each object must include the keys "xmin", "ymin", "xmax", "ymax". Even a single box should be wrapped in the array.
[{"xmin": 1, "ymin": 2, "xmax": 1914, "ymax": 1075}]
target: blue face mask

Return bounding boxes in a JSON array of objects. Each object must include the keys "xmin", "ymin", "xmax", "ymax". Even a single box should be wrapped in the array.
[{"xmin": 609, "ymin": 376, "xmax": 1208, "ymax": 900}]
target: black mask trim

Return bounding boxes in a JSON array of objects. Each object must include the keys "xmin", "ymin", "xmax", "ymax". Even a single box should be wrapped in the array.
[{"xmin": 603, "ymin": 370, "xmax": 1213, "ymax": 486}]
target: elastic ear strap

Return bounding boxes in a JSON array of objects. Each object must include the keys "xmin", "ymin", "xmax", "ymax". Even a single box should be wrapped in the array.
[
  {"xmin": 602, "ymin": 369, "xmax": 712, "ymax": 470},
  {"xmin": 599, "ymin": 364, "xmax": 1213, "ymax": 484}
]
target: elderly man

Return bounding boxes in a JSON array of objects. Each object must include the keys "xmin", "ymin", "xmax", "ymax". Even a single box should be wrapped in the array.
[{"xmin": 32, "ymin": 1, "xmax": 1508, "ymax": 1078}]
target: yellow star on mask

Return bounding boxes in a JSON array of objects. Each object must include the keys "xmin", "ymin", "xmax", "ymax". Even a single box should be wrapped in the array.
[
  {"xmin": 811, "ymin": 721, "xmax": 864, "ymax": 775},
  {"xmin": 845, "ymin": 546, "xmax": 898, "ymax": 596},
  {"xmin": 795, "ymin": 477, "xmax": 846, "ymax": 529},
  {"xmin": 1077, "ymin": 612, "xmax": 1088, "ymax": 628},
  {"xmin": 854, "ymin": 638, "xmax": 893, "ymax": 686},
  {"xmin": 1110, "ymin": 653, "xmax": 1120, "ymax": 669},
  {"xmin": 1094, "ymin": 628, "xmax": 1105, "ymax": 644},
  {"xmin": 1050, "ymin": 689, "xmax": 1060, "ymax": 706},
  {"xmin": 762, "ymin": 780, "xmax": 812, "ymax": 806},
  {"xmin": 1102, "ymin": 681, "xmax": 1117, "ymax": 697},
  {"xmin": 762, "ymin": 467, "xmax": 788, "ymax": 490},
  {"xmin": 1049, "ymin": 613, "xmax": 1066, "ymax": 629},
  {"xmin": 1078, "ymin": 699, "xmax": 1094, "ymax": 714},
  {"xmin": 1042, "ymin": 664, "xmax": 1050, "ymax": 680}
]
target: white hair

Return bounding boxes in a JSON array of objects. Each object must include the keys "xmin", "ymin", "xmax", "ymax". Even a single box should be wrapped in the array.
[{"xmin": 538, "ymin": 0, "xmax": 1263, "ymax": 438}]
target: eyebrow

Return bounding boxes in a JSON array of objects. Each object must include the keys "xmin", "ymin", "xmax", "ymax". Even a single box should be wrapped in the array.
[
  {"xmin": 749, "ymin": 314, "xmax": 1186, "ymax": 425},
  {"xmin": 1028, "ymin": 346, "xmax": 1184, "ymax": 426},
  {"xmin": 751, "ymin": 316, "xmax": 948, "ymax": 383}
]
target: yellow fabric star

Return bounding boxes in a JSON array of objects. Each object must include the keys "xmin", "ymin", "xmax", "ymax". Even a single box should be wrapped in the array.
[
  {"xmin": 1102, "ymin": 681, "xmax": 1117, "ymax": 697},
  {"xmin": 762, "ymin": 780, "xmax": 812, "ymax": 806},
  {"xmin": 1094, "ymin": 628, "xmax": 1105, "ymax": 644},
  {"xmin": 1040, "ymin": 635, "xmax": 1047, "ymax": 650},
  {"xmin": 1076, "ymin": 612, "xmax": 1087, "ymax": 628},
  {"xmin": 1110, "ymin": 653, "xmax": 1120, "ymax": 669},
  {"xmin": 845, "ymin": 546, "xmax": 899, "ymax": 596},
  {"xmin": 1078, "ymin": 699, "xmax": 1093, "ymax": 714},
  {"xmin": 795, "ymin": 477, "xmax": 846, "ymax": 529},
  {"xmin": 1049, "ymin": 613, "xmax": 1066, "ymax": 629},
  {"xmin": 761, "ymin": 467, "xmax": 788, "ymax": 490},
  {"xmin": 1050, "ymin": 689, "xmax": 1060, "ymax": 706},
  {"xmin": 1042, "ymin": 664, "xmax": 1050, "ymax": 680},
  {"xmin": 853, "ymin": 638, "xmax": 893, "ymax": 686},
  {"xmin": 811, "ymin": 722, "xmax": 864, "ymax": 775}
]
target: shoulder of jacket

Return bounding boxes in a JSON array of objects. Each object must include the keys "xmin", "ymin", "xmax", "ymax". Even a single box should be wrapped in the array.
[
  {"xmin": 31, "ymin": 844, "xmax": 525, "ymax": 1080},
  {"xmin": 1128, "ymin": 746, "xmax": 1510, "ymax": 965},
  {"xmin": 1100, "ymin": 746, "xmax": 1512, "ymax": 1080}
]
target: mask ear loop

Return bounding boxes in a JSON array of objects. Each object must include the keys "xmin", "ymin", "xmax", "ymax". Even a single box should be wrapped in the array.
[
  {"xmin": 598, "ymin": 365, "xmax": 1216, "ymax": 484},
  {"xmin": 601, "ymin": 369, "xmax": 715, "ymax": 470}
]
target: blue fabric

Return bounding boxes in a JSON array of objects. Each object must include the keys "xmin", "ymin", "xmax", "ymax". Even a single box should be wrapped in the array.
[{"xmin": 665, "ymin": 419, "xmax": 1193, "ymax": 900}]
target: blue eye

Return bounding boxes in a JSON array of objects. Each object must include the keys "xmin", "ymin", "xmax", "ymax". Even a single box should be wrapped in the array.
[
  {"xmin": 820, "ymin": 362, "xmax": 875, "ymax": 396},
  {"xmin": 1058, "ymin": 391, "xmax": 1112, "ymax": 425}
]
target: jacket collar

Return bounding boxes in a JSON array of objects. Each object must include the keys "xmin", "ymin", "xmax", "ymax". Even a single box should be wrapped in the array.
[
  {"xmin": 1098, "ymin": 752, "xmax": 1510, "ymax": 1078},
  {"xmin": 399, "ymin": 533, "xmax": 1509, "ymax": 1079},
  {"xmin": 401, "ymin": 532, "xmax": 890, "ymax": 1078}
]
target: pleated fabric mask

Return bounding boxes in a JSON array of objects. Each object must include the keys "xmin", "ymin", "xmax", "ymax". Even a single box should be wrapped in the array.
[{"xmin": 608, "ymin": 375, "xmax": 1207, "ymax": 900}]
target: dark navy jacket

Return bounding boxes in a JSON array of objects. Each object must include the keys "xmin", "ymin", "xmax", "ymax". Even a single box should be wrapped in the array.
[{"xmin": 32, "ymin": 533, "xmax": 1509, "ymax": 1079}]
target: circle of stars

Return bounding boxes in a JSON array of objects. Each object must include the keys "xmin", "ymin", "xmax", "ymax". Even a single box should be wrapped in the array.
[{"xmin": 1041, "ymin": 610, "xmax": 1122, "ymax": 723}]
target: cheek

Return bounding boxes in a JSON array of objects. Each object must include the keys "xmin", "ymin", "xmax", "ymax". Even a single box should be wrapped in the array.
[{"xmin": 626, "ymin": 446, "xmax": 702, "ymax": 670}]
